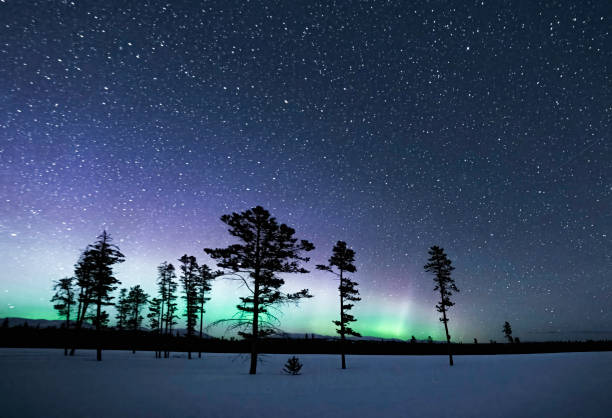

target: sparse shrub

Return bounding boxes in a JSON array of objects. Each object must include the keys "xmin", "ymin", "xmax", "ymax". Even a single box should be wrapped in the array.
[{"xmin": 283, "ymin": 356, "xmax": 303, "ymax": 375}]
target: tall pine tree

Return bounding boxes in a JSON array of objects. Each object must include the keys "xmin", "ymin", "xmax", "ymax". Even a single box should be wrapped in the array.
[
  {"xmin": 50, "ymin": 277, "xmax": 75, "ymax": 355},
  {"xmin": 179, "ymin": 254, "xmax": 199, "ymax": 359},
  {"xmin": 86, "ymin": 231, "xmax": 125, "ymax": 361},
  {"xmin": 317, "ymin": 241, "xmax": 361, "ymax": 369},
  {"xmin": 196, "ymin": 264, "xmax": 220, "ymax": 358},
  {"xmin": 424, "ymin": 245, "xmax": 459, "ymax": 366},
  {"xmin": 204, "ymin": 206, "xmax": 314, "ymax": 374}
]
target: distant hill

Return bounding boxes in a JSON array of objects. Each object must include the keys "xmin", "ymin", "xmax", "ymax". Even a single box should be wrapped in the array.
[
  {"xmin": 166, "ymin": 328, "xmax": 216, "ymax": 339},
  {"xmin": 273, "ymin": 332, "xmax": 416, "ymax": 343},
  {"xmin": 0, "ymin": 318, "xmax": 437, "ymax": 342},
  {"xmin": 0, "ymin": 317, "xmax": 92, "ymax": 329}
]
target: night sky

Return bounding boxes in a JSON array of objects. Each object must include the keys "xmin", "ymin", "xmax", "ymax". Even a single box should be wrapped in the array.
[{"xmin": 1, "ymin": 0, "xmax": 610, "ymax": 342}]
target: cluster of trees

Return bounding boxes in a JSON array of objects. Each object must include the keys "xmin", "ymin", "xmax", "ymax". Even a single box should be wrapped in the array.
[
  {"xmin": 51, "ymin": 245, "xmax": 220, "ymax": 362},
  {"xmin": 50, "ymin": 231, "xmax": 125, "ymax": 360},
  {"xmin": 51, "ymin": 205, "xmax": 464, "ymax": 372}
]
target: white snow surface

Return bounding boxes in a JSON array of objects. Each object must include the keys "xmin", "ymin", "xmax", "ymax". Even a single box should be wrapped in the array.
[{"xmin": 1, "ymin": 349, "xmax": 611, "ymax": 418}]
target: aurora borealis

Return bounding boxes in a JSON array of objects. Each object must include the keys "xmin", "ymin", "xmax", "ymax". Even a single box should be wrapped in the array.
[{"xmin": 1, "ymin": 0, "xmax": 610, "ymax": 342}]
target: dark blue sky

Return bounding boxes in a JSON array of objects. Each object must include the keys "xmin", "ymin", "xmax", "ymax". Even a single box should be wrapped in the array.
[{"xmin": 1, "ymin": 0, "xmax": 610, "ymax": 341}]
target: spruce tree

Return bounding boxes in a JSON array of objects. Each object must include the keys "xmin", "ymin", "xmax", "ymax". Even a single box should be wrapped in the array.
[
  {"xmin": 156, "ymin": 262, "xmax": 178, "ymax": 358},
  {"xmin": 424, "ymin": 245, "xmax": 459, "ymax": 366},
  {"xmin": 127, "ymin": 285, "xmax": 149, "ymax": 353},
  {"xmin": 317, "ymin": 241, "xmax": 361, "ymax": 369},
  {"xmin": 50, "ymin": 277, "xmax": 75, "ymax": 355},
  {"xmin": 503, "ymin": 321, "xmax": 514, "ymax": 343},
  {"xmin": 204, "ymin": 206, "xmax": 314, "ymax": 374},
  {"xmin": 179, "ymin": 254, "xmax": 199, "ymax": 359},
  {"xmin": 85, "ymin": 231, "xmax": 125, "ymax": 361},
  {"xmin": 283, "ymin": 356, "xmax": 303, "ymax": 375},
  {"xmin": 115, "ymin": 288, "xmax": 130, "ymax": 330}
]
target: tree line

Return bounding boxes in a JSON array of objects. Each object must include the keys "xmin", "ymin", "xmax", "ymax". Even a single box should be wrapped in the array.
[{"xmin": 51, "ymin": 205, "xmax": 462, "ymax": 373}]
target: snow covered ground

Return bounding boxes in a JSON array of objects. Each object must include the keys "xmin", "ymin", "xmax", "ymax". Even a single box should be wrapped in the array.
[{"xmin": 1, "ymin": 349, "xmax": 610, "ymax": 418}]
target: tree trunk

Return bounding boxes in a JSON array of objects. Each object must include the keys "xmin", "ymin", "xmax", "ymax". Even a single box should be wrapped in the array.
[
  {"xmin": 340, "ymin": 271, "xmax": 346, "ymax": 370},
  {"xmin": 164, "ymin": 310, "xmax": 169, "ymax": 358},
  {"xmin": 96, "ymin": 296, "xmax": 102, "ymax": 361},
  {"xmin": 186, "ymin": 292, "xmax": 192, "ymax": 360},
  {"xmin": 250, "ymin": 280, "xmax": 259, "ymax": 375},
  {"xmin": 158, "ymin": 298, "xmax": 164, "ymax": 359},
  {"xmin": 441, "ymin": 304, "xmax": 453, "ymax": 366},
  {"xmin": 132, "ymin": 305, "xmax": 139, "ymax": 354},
  {"xmin": 341, "ymin": 337, "xmax": 346, "ymax": 369},
  {"xmin": 199, "ymin": 301, "xmax": 204, "ymax": 359},
  {"xmin": 64, "ymin": 309, "xmax": 70, "ymax": 356},
  {"xmin": 249, "ymin": 225, "xmax": 261, "ymax": 375},
  {"xmin": 70, "ymin": 291, "xmax": 86, "ymax": 356}
]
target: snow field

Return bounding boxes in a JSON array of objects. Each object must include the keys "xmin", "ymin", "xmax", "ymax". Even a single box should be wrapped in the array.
[{"xmin": 1, "ymin": 349, "xmax": 611, "ymax": 418}]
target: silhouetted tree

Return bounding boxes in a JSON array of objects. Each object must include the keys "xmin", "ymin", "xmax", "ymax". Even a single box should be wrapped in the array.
[
  {"xmin": 427, "ymin": 336, "xmax": 433, "ymax": 343},
  {"xmin": 205, "ymin": 206, "xmax": 314, "ymax": 374},
  {"xmin": 147, "ymin": 297, "xmax": 162, "ymax": 358},
  {"xmin": 179, "ymin": 254, "xmax": 199, "ymax": 359},
  {"xmin": 424, "ymin": 245, "xmax": 459, "ymax": 366},
  {"xmin": 410, "ymin": 336, "xmax": 417, "ymax": 343},
  {"xmin": 283, "ymin": 356, "xmax": 303, "ymax": 375},
  {"xmin": 503, "ymin": 321, "xmax": 514, "ymax": 343},
  {"xmin": 85, "ymin": 231, "xmax": 125, "ymax": 361},
  {"xmin": 474, "ymin": 338, "xmax": 478, "ymax": 344},
  {"xmin": 165, "ymin": 298, "xmax": 178, "ymax": 343},
  {"xmin": 157, "ymin": 261, "xmax": 178, "ymax": 358},
  {"xmin": 148, "ymin": 298, "xmax": 161, "ymax": 330},
  {"xmin": 196, "ymin": 264, "xmax": 220, "ymax": 358},
  {"xmin": 70, "ymin": 251, "xmax": 95, "ymax": 356},
  {"xmin": 95, "ymin": 311, "xmax": 110, "ymax": 329},
  {"xmin": 51, "ymin": 277, "xmax": 75, "ymax": 355},
  {"xmin": 115, "ymin": 288, "xmax": 130, "ymax": 330},
  {"xmin": 317, "ymin": 241, "xmax": 361, "ymax": 369},
  {"xmin": 514, "ymin": 337, "xmax": 520, "ymax": 343},
  {"xmin": 127, "ymin": 285, "xmax": 148, "ymax": 353}
]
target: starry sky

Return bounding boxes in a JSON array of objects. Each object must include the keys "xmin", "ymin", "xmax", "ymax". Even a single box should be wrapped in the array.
[{"xmin": 1, "ymin": 0, "xmax": 610, "ymax": 342}]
